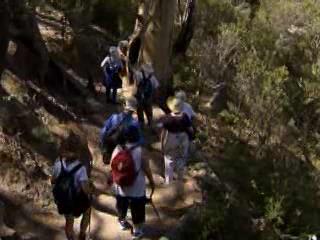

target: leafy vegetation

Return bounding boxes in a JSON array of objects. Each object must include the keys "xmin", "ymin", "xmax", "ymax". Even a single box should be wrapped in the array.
[{"xmin": 177, "ymin": 0, "xmax": 320, "ymax": 239}]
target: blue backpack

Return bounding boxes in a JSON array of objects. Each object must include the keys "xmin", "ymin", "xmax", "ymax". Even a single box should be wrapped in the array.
[{"xmin": 103, "ymin": 58, "xmax": 122, "ymax": 87}]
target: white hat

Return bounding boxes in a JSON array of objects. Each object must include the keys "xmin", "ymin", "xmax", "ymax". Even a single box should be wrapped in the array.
[
  {"xmin": 118, "ymin": 40, "xmax": 129, "ymax": 49},
  {"xmin": 109, "ymin": 46, "xmax": 117, "ymax": 54},
  {"xmin": 167, "ymin": 96, "xmax": 183, "ymax": 113},
  {"xmin": 175, "ymin": 90, "xmax": 187, "ymax": 102},
  {"xmin": 142, "ymin": 63, "xmax": 154, "ymax": 74},
  {"xmin": 124, "ymin": 96, "xmax": 138, "ymax": 112},
  {"xmin": 109, "ymin": 46, "xmax": 119, "ymax": 58}
]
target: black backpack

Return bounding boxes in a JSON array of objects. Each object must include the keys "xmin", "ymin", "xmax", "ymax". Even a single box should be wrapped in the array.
[
  {"xmin": 52, "ymin": 159, "xmax": 84, "ymax": 216},
  {"xmin": 135, "ymin": 70, "xmax": 153, "ymax": 103}
]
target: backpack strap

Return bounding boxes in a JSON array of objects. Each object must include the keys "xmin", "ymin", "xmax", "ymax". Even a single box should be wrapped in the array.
[
  {"xmin": 141, "ymin": 70, "xmax": 151, "ymax": 84},
  {"xmin": 126, "ymin": 144, "xmax": 141, "ymax": 175},
  {"xmin": 59, "ymin": 157, "xmax": 66, "ymax": 173},
  {"xmin": 68, "ymin": 163, "xmax": 83, "ymax": 176},
  {"xmin": 62, "ymin": 161, "xmax": 83, "ymax": 177}
]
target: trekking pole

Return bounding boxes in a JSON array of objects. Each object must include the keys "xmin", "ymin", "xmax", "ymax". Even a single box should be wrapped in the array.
[
  {"xmin": 146, "ymin": 197, "xmax": 161, "ymax": 221},
  {"xmin": 88, "ymin": 205, "xmax": 92, "ymax": 240},
  {"xmin": 88, "ymin": 156, "xmax": 93, "ymax": 240}
]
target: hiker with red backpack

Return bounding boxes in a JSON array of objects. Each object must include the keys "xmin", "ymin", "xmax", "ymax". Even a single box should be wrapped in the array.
[
  {"xmin": 100, "ymin": 96, "xmax": 143, "ymax": 164},
  {"xmin": 51, "ymin": 133, "xmax": 102, "ymax": 240},
  {"xmin": 157, "ymin": 96, "xmax": 194, "ymax": 184},
  {"xmin": 134, "ymin": 63, "xmax": 160, "ymax": 130},
  {"xmin": 110, "ymin": 125, "xmax": 155, "ymax": 239}
]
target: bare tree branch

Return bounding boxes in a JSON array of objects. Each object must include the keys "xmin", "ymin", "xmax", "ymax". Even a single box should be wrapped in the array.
[{"xmin": 173, "ymin": 0, "xmax": 196, "ymax": 57}]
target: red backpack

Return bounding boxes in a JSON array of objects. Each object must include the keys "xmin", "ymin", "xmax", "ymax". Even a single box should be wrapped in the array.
[{"xmin": 111, "ymin": 145, "xmax": 139, "ymax": 187}]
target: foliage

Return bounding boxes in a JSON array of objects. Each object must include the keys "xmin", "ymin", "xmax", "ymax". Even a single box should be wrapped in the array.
[{"xmin": 181, "ymin": 0, "xmax": 320, "ymax": 239}]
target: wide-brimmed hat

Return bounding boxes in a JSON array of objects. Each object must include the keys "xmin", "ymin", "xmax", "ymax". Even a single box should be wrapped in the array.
[
  {"xmin": 124, "ymin": 96, "xmax": 138, "ymax": 112},
  {"xmin": 175, "ymin": 90, "xmax": 187, "ymax": 102},
  {"xmin": 141, "ymin": 63, "xmax": 154, "ymax": 74},
  {"xmin": 167, "ymin": 96, "xmax": 183, "ymax": 113}
]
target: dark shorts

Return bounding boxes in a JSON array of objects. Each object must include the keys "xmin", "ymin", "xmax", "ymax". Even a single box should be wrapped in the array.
[
  {"xmin": 116, "ymin": 195, "xmax": 146, "ymax": 224},
  {"xmin": 72, "ymin": 193, "xmax": 91, "ymax": 218}
]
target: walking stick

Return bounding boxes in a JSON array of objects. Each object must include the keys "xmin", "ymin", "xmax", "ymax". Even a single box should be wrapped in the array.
[{"xmin": 146, "ymin": 188, "xmax": 161, "ymax": 221}]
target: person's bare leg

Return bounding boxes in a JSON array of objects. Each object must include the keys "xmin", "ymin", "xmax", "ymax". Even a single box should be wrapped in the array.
[
  {"xmin": 79, "ymin": 208, "xmax": 91, "ymax": 240},
  {"xmin": 145, "ymin": 103, "xmax": 153, "ymax": 128},
  {"xmin": 65, "ymin": 215, "xmax": 75, "ymax": 240}
]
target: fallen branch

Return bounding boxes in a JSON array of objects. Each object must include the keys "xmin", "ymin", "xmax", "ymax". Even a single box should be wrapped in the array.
[{"xmin": 26, "ymin": 80, "xmax": 78, "ymax": 121}]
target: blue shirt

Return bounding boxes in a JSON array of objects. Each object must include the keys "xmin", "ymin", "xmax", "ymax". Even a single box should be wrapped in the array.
[{"xmin": 100, "ymin": 112, "xmax": 144, "ymax": 145}]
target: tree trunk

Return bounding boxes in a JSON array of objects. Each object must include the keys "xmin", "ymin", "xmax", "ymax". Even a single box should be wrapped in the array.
[
  {"xmin": 140, "ymin": 0, "xmax": 177, "ymax": 90},
  {"xmin": 173, "ymin": 0, "xmax": 196, "ymax": 57}
]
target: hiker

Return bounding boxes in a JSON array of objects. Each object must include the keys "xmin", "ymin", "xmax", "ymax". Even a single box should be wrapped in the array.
[
  {"xmin": 110, "ymin": 125, "xmax": 155, "ymax": 239},
  {"xmin": 175, "ymin": 90, "xmax": 196, "ymax": 122},
  {"xmin": 101, "ymin": 46, "xmax": 123, "ymax": 104},
  {"xmin": 157, "ymin": 97, "xmax": 194, "ymax": 184},
  {"xmin": 51, "ymin": 133, "xmax": 101, "ymax": 240},
  {"xmin": 100, "ymin": 96, "xmax": 143, "ymax": 164},
  {"xmin": 118, "ymin": 40, "xmax": 129, "ymax": 66},
  {"xmin": 134, "ymin": 63, "xmax": 160, "ymax": 129}
]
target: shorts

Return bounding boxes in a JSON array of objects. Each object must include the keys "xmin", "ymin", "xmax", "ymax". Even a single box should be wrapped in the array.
[
  {"xmin": 68, "ymin": 193, "xmax": 91, "ymax": 218},
  {"xmin": 116, "ymin": 195, "xmax": 146, "ymax": 224}
]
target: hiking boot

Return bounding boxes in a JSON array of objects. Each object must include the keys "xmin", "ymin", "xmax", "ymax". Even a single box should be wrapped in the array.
[
  {"xmin": 132, "ymin": 229, "xmax": 144, "ymax": 239},
  {"xmin": 119, "ymin": 219, "xmax": 132, "ymax": 230}
]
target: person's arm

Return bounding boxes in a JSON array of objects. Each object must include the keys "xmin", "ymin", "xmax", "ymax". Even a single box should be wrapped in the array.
[
  {"xmin": 142, "ymin": 156, "xmax": 155, "ymax": 198},
  {"xmin": 160, "ymin": 128, "xmax": 167, "ymax": 153},
  {"xmin": 81, "ymin": 180, "xmax": 109, "ymax": 196},
  {"xmin": 151, "ymin": 76, "xmax": 160, "ymax": 104},
  {"xmin": 101, "ymin": 56, "xmax": 108, "ymax": 68},
  {"xmin": 51, "ymin": 159, "xmax": 61, "ymax": 185}
]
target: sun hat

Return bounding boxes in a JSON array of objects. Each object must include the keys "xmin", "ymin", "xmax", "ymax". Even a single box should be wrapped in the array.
[
  {"xmin": 175, "ymin": 90, "xmax": 187, "ymax": 102},
  {"xmin": 118, "ymin": 40, "xmax": 129, "ymax": 49},
  {"xmin": 124, "ymin": 96, "xmax": 138, "ymax": 112},
  {"xmin": 167, "ymin": 96, "xmax": 183, "ymax": 113}
]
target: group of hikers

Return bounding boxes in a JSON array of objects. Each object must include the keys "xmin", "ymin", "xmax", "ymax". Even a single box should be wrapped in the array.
[{"xmin": 50, "ymin": 42, "xmax": 197, "ymax": 240}]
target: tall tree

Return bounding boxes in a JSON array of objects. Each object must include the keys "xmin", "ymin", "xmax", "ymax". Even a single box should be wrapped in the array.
[{"xmin": 128, "ymin": 0, "xmax": 196, "ymax": 90}]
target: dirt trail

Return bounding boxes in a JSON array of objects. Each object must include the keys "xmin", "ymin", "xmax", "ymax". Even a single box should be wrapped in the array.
[
  {"xmin": 77, "ymin": 106, "xmax": 202, "ymax": 240},
  {"xmin": 0, "ymin": 8, "xmax": 202, "ymax": 238},
  {"xmin": 1, "ymin": 101, "xmax": 201, "ymax": 240}
]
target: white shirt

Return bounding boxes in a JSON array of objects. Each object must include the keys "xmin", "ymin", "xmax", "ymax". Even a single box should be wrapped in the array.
[
  {"xmin": 182, "ymin": 102, "xmax": 196, "ymax": 120},
  {"xmin": 52, "ymin": 159, "xmax": 88, "ymax": 191},
  {"xmin": 100, "ymin": 56, "xmax": 123, "ymax": 70},
  {"xmin": 111, "ymin": 144, "xmax": 146, "ymax": 197}
]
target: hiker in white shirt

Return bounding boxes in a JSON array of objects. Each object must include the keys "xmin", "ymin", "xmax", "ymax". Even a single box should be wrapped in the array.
[
  {"xmin": 51, "ymin": 133, "xmax": 101, "ymax": 240},
  {"xmin": 111, "ymin": 125, "xmax": 155, "ymax": 239}
]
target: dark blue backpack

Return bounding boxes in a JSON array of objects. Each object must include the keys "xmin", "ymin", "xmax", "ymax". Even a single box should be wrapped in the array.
[
  {"xmin": 136, "ymin": 70, "xmax": 153, "ymax": 103},
  {"xmin": 52, "ymin": 159, "xmax": 83, "ymax": 215},
  {"xmin": 103, "ymin": 58, "xmax": 122, "ymax": 88}
]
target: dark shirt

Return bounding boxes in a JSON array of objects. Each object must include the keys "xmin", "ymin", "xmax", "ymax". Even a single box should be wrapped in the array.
[{"xmin": 160, "ymin": 113, "xmax": 192, "ymax": 133}]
